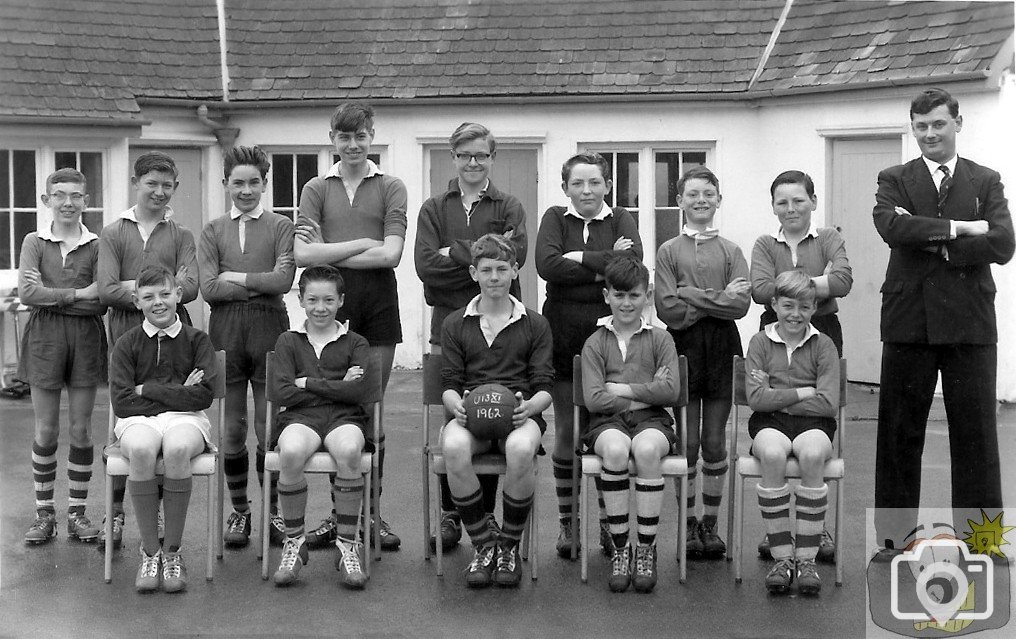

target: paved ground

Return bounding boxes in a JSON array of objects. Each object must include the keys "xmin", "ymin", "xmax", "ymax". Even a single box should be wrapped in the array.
[{"xmin": 1, "ymin": 370, "xmax": 1014, "ymax": 639}]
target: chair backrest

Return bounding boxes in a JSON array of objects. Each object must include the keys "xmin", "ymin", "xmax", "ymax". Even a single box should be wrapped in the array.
[
  {"xmin": 421, "ymin": 353, "xmax": 445, "ymax": 407},
  {"xmin": 571, "ymin": 354, "xmax": 585, "ymax": 407}
]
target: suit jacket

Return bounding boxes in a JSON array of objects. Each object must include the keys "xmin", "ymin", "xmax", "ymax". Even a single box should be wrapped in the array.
[{"xmin": 873, "ymin": 156, "xmax": 1013, "ymax": 345}]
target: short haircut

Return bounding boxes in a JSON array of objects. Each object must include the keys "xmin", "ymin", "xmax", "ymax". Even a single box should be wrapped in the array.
[
  {"xmin": 224, "ymin": 145, "xmax": 271, "ymax": 180},
  {"xmin": 46, "ymin": 168, "xmax": 87, "ymax": 193},
  {"xmin": 676, "ymin": 165, "xmax": 720, "ymax": 197},
  {"xmin": 134, "ymin": 151, "xmax": 178, "ymax": 179},
  {"xmin": 136, "ymin": 264, "xmax": 177, "ymax": 289},
  {"xmin": 910, "ymin": 88, "xmax": 959, "ymax": 119},
  {"xmin": 470, "ymin": 232, "xmax": 517, "ymax": 266},
  {"xmin": 298, "ymin": 264, "xmax": 345, "ymax": 297},
  {"xmin": 604, "ymin": 255, "xmax": 649, "ymax": 292},
  {"xmin": 770, "ymin": 170, "xmax": 815, "ymax": 200},
  {"xmin": 561, "ymin": 152, "xmax": 611, "ymax": 184},
  {"xmin": 450, "ymin": 122, "xmax": 496, "ymax": 153},
  {"xmin": 330, "ymin": 101, "xmax": 374, "ymax": 133},
  {"xmin": 773, "ymin": 270, "xmax": 816, "ymax": 303}
]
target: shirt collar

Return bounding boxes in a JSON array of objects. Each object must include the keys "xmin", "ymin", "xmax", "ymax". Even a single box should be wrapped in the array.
[
  {"xmin": 770, "ymin": 225, "xmax": 820, "ymax": 241},
  {"xmin": 324, "ymin": 160, "xmax": 384, "ymax": 180},
  {"xmin": 463, "ymin": 294, "xmax": 527, "ymax": 320},
  {"xmin": 682, "ymin": 225, "xmax": 720, "ymax": 242},
  {"xmin": 595, "ymin": 314, "xmax": 653, "ymax": 335},
  {"xmin": 229, "ymin": 204, "xmax": 264, "ymax": 221},
  {"xmin": 119, "ymin": 205, "xmax": 174, "ymax": 223},
  {"xmin": 293, "ymin": 319, "xmax": 349, "ymax": 341},
  {"xmin": 142, "ymin": 315, "xmax": 183, "ymax": 338},
  {"xmin": 564, "ymin": 201, "xmax": 611, "ymax": 223},
  {"xmin": 763, "ymin": 321, "xmax": 820, "ymax": 347},
  {"xmin": 37, "ymin": 222, "xmax": 99, "ymax": 248},
  {"xmin": 922, "ymin": 154, "xmax": 957, "ymax": 178}
]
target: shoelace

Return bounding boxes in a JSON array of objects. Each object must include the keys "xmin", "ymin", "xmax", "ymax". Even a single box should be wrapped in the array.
[
  {"xmin": 30, "ymin": 516, "xmax": 53, "ymax": 531},
  {"xmin": 227, "ymin": 513, "xmax": 248, "ymax": 532},
  {"xmin": 612, "ymin": 547, "xmax": 630, "ymax": 574},
  {"xmin": 468, "ymin": 546, "xmax": 495, "ymax": 571},
  {"xmin": 377, "ymin": 519, "xmax": 392, "ymax": 536},
  {"xmin": 315, "ymin": 516, "xmax": 337, "ymax": 533},
  {"xmin": 339, "ymin": 541, "xmax": 363, "ymax": 572},
  {"xmin": 280, "ymin": 540, "xmax": 303, "ymax": 569},
  {"xmin": 497, "ymin": 546, "xmax": 517, "ymax": 571},
  {"xmin": 70, "ymin": 515, "xmax": 92, "ymax": 529},
  {"xmin": 771, "ymin": 558, "xmax": 794, "ymax": 579},
  {"xmin": 820, "ymin": 529, "xmax": 834, "ymax": 546},
  {"xmin": 798, "ymin": 560, "xmax": 819, "ymax": 578},
  {"xmin": 163, "ymin": 554, "xmax": 182, "ymax": 579},
  {"xmin": 635, "ymin": 546, "xmax": 653, "ymax": 574},
  {"xmin": 141, "ymin": 553, "xmax": 160, "ymax": 578}
]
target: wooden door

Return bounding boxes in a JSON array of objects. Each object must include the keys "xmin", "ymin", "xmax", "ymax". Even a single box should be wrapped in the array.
[
  {"xmin": 829, "ymin": 137, "xmax": 902, "ymax": 383},
  {"xmin": 427, "ymin": 147, "xmax": 539, "ymax": 310}
]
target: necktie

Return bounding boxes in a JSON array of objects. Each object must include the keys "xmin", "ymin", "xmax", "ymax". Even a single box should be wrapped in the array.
[{"xmin": 937, "ymin": 165, "xmax": 952, "ymax": 215}]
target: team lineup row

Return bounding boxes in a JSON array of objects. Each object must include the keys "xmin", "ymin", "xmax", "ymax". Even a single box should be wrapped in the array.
[{"xmin": 19, "ymin": 100, "xmax": 852, "ymax": 596}]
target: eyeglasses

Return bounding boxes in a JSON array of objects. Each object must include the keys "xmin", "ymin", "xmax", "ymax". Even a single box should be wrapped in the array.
[
  {"xmin": 49, "ymin": 192, "xmax": 86, "ymax": 203},
  {"xmin": 454, "ymin": 152, "xmax": 492, "ymax": 164}
]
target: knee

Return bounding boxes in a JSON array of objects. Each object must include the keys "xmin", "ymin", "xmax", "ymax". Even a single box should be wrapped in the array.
[
  {"xmin": 700, "ymin": 434, "xmax": 726, "ymax": 461},
  {"xmin": 441, "ymin": 436, "xmax": 471, "ymax": 472},
  {"xmin": 277, "ymin": 445, "xmax": 307, "ymax": 473},
  {"xmin": 161, "ymin": 441, "xmax": 193, "ymax": 467},
  {"xmin": 632, "ymin": 443, "xmax": 662, "ymax": 471},
  {"xmin": 795, "ymin": 450, "xmax": 827, "ymax": 476},
  {"xmin": 504, "ymin": 438, "xmax": 536, "ymax": 471},
  {"xmin": 68, "ymin": 424, "xmax": 92, "ymax": 448},
  {"xmin": 333, "ymin": 441, "xmax": 363, "ymax": 473},
  {"xmin": 128, "ymin": 446, "xmax": 158, "ymax": 472},
  {"xmin": 600, "ymin": 442, "xmax": 630, "ymax": 470},
  {"xmin": 34, "ymin": 422, "xmax": 60, "ymax": 447},
  {"xmin": 757, "ymin": 446, "xmax": 787, "ymax": 468}
]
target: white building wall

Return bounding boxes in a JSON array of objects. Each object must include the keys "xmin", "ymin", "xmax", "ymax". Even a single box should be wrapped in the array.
[{"xmin": 146, "ymin": 83, "xmax": 1013, "ymax": 397}]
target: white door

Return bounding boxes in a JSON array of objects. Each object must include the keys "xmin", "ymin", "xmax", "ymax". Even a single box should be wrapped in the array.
[
  {"xmin": 128, "ymin": 147, "xmax": 205, "ymax": 330},
  {"xmin": 829, "ymin": 137, "xmax": 902, "ymax": 383}
]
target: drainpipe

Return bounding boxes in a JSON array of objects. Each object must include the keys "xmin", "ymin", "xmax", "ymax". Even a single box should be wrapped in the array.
[{"xmin": 197, "ymin": 104, "xmax": 239, "ymax": 151}]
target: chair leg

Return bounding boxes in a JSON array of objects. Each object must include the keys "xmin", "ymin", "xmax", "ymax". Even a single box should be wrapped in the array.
[
  {"xmin": 371, "ymin": 464, "xmax": 381, "ymax": 562},
  {"xmin": 734, "ymin": 476, "xmax": 744, "ymax": 584},
  {"xmin": 104, "ymin": 475, "xmax": 114, "ymax": 584},
  {"xmin": 835, "ymin": 477, "xmax": 844, "ymax": 587},
  {"xmin": 725, "ymin": 450, "xmax": 737, "ymax": 562},
  {"xmin": 216, "ymin": 458, "xmax": 225, "ymax": 560},
  {"xmin": 260, "ymin": 465, "xmax": 270, "ymax": 580},
  {"xmin": 363, "ymin": 469, "xmax": 372, "ymax": 578},
  {"xmin": 580, "ymin": 473, "xmax": 589, "ymax": 583},
  {"xmin": 206, "ymin": 476, "xmax": 214, "ymax": 581},
  {"xmin": 530, "ymin": 482, "xmax": 538, "ymax": 581},
  {"xmin": 435, "ymin": 472, "xmax": 444, "ymax": 577},
  {"xmin": 571, "ymin": 451, "xmax": 580, "ymax": 561},
  {"xmin": 422, "ymin": 451, "xmax": 431, "ymax": 561},
  {"xmin": 521, "ymin": 507, "xmax": 530, "ymax": 561},
  {"xmin": 679, "ymin": 475, "xmax": 688, "ymax": 584}
]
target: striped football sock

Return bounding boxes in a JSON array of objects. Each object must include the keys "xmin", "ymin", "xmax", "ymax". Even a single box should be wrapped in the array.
[
  {"xmin": 794, "ymin": 484, "xmax": 829, "ymax": 562},
  {"xmin": 758, "ymin": 483, "xmax": 793, "ymax": 561},
  {"xmin": 600, "ymin": 466, "xmax": 630, "ymax": 548},
  {"xmin": 701, "ymin": 458, "xmax": 727, "ymax": 527},
  {"xmin": 32, "ymin": 441, "xmax": 58, "ymax": 515},
  {"xmin": 635, "ymin": 477, "xmax": 665, "ymax": 546},
  {"xmin": 278, "ymin": 478, "xmax": 309, "ymax": 539}
]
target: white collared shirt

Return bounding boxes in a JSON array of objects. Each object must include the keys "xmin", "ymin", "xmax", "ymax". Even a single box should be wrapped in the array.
[
  {"xmin": 324, "ymin": 160, "xmax": 384, "ymax": 204},
  {"xmin": 763, "ymin": 321, "xmax": 821, "ymax": 365},
  {"xmin": 770, "ymin": 225, "xmax": 820, "ymax": 266},
  {"xmin": 38, "ymin": 222, "xmax": 98, "ymax": 260},
  {"xmin": 293, "ymin": 319, "xmax": 349, "ymax": 358},
  {"xmin": 564, "ymin": 202, "xmax": 612, "ymax": 243},
  {"xmin": 595, "ymin": 314, "xmax": 652, "ymax": 360},
  {"xmin": 119, "ymin": 205, "xmax": 174, "ymax": 245},
  {"xmin": 922, "ymin": 154, "xmax": 957, "ymax": 191},
  {"xmin": 229, "ymin": 204, "xmax": 264, "ymax": 252},
  {"xmin": 463, "ymin": 294, "xmax": 527, "ymax": 346},
  {"xmin": 458, "ymin": 179, "xmax": 489, "ymax": 221},
  {"xmin": 682, "ymin": 224, "xmax": 719, "ymax": 244},
  {"xmin": 143, "ymin": 315, "xmax": 183, "ymax": 339}
]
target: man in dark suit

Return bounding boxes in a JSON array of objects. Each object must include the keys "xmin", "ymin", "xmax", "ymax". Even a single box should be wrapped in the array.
[{"xmin": 872, "ymin": 88, "xmax": 1014, "ymax": 555}]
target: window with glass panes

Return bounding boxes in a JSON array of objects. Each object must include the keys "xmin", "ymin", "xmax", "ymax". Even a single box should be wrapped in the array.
[
  {"xmin": 1, "ymin": 149, "xmax": 37, "ymax": 270},
  {"xmin": 54, "ymin": 151, "xmax": 104, "ymax": 233},
  {"xmin": 591, "ymin": 148, "xmax": 708, "ymax": 252},
  {"xmin": 270, "ymin": 152, "xmax": 383, "ymax": 222}
]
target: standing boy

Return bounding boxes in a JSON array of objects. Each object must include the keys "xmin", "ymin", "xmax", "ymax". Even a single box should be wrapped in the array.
[
  {"xmin": 97, "ymin": 151, "xmax": 199, "ymax": 549},
  {"xmin": 872, "ymin": 88, "xmax": 1014, "ymax": 554},
  {"xmin": 199, "ymin": 146, "xmax": 295, "ymax": 548},
  {"xmin": 109, "ymin": 265, "xmax": 217, "ymax": 593},
  {"xmin": 415, "ymin": 122, "xmax": 528, "ymax": 551},
  {"xmin": 19, "ymin": 168, "xmax": 107, "ymax": 544},
  {"xmin": 295, "ymin": 102, "xmax": 407, "ymax": 550},
  {"xmin": 270, "ymin": 265, "xmax": 371, "ymax": 589},
  {"xmin": 580, "ymin": 256, "xmax": 679, "ymax": 593},
  {"xmin": 441, "ymin": 233, "xmax": 553, "ymax": 588}
]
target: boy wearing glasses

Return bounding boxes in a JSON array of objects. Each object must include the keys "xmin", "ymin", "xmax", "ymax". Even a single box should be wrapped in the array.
[
  {"xmin": 294, "ymin": 101, "xmax": 408, "ymax": 550},
  {"xmin": 415, "ymin": 122, "xmax": 528, "ymax": 551},
  {"xmin": 19, "ymin": 168, "xmax": 107, "ymax": 545}
]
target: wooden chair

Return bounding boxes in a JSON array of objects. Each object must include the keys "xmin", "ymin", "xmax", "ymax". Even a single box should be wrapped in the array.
[
  {"xmin": 420, "ymin": 353, "xmax": 536, "ymax": 578},
  {"xmin": 727, "ymin": 355, "xmax": 847, "ymax": 586},
  {"xmin": 103, "ymin": 350, "xmax": 226, "ymax": 583},
  {"xmin": 260, "ymin": 350, "xmax": 382, "ymax": 579},
  {"xmin": 572, "ymin": 353, "xmax": 690, "ymax": 583}
]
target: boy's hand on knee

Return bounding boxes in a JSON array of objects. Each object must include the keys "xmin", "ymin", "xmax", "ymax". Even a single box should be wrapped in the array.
[
  {"xmin": 453, "ymin": 390, "xmax": 468, "ymax": 426},
  {"xmin": 511, "ymin": 392, "xmax": 531, "ymax": 428},
  {"xmin": 183, "ymin": 368, "xmax": 204, "ymax": 386}
]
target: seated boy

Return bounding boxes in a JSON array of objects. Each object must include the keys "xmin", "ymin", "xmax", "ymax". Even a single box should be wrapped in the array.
[
  {"xmin": 746, "ymin": 270, "xmax": 840, "ymax": 596},
  {"xmin": 269, "ymin": 265, "xmax": 371, "ymax": 590},
  {"xmin": 440, "ymin": 233, "xmax": 553, "ymax": 588},
  {"xmin": 109, "ymin": 265, "xmax": 217, "ymax": 594},
  {"xmin": 580, "ymin": 255, "xmax": 679, "ymax": 594}
]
